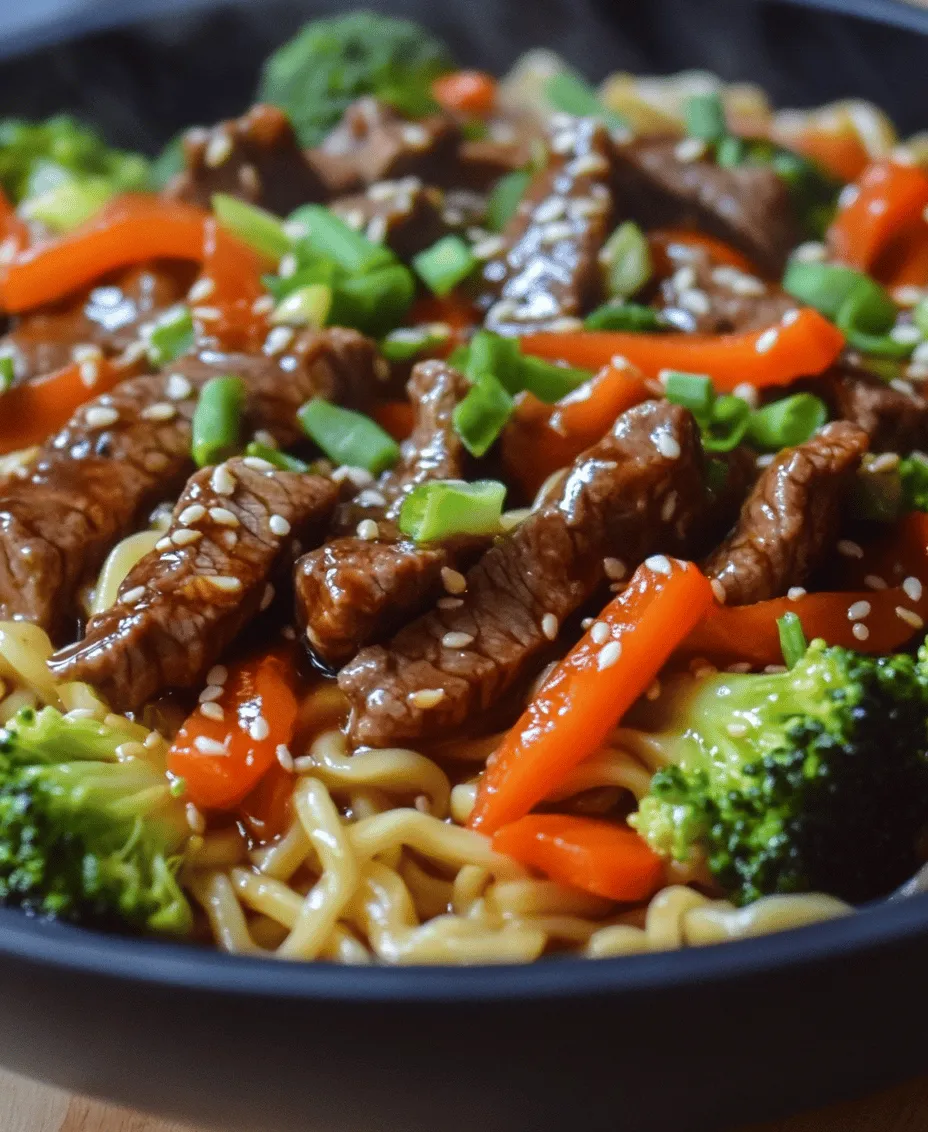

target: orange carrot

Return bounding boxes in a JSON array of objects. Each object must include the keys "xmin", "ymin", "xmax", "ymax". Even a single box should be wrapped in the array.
[
  {"xmin": 432, "ymin": 70, "xmax": 498, "ymax": 117},
  {"xmin": 493, "ymin": 814, "xmax": 664, "ymax": 902},
  {"xmin": 827, "ymin": 161, "xmax": 928, "ymax": 272},
  {"xmin": 372, "ymin": 400, "xmax": 415, "ymax": 442},
  {"xmin": 520, "ymin": 308, "xmax": 844, "ymax": 393},
  {"xmin": 167, "ymin": 650, "xmax": 298, "ymax": 811},
  {"xmin": 648, "ymin": 228, "xmax": 758, "ymax": 277},
  {"xmin": 468, "ymin": 558, "xmax": 714, "ymax": 834}
]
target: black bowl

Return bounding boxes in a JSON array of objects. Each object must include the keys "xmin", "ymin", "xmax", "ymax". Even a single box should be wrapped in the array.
[{"xmin": 0, "ymin": 3, "xmax": 927, "ymax": 1129}]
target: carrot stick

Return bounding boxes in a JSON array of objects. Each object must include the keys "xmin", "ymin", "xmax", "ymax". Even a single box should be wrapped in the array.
[
  {"xmin": 827, "ymin": 160, "xmax": 928, "ymax": 272},
  {"xmin": 468, "ymin": 558, "xmax": 714, "ymax": 834},
  {"xmin": 519, "ymin": 308, "xmax": 845, "ymax": 393},
  {"xmin": 493, "ymin": 814, "xmax": 664, "ymax": 902}
]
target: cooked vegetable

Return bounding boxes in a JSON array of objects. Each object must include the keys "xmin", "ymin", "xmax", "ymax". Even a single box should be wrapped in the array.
[
  {"xmin": 601, "ymin": 221, "xmax": 652, "ymax": 300},
  {"xmin": 329, "ymin": 264, "xmax": 416, "ymax": 336},
  {"xmin": 192, "ymin": 376, "xmax": 245, "ymax": 468},
  {"xmin": 632, "ymin": 640, "xmax": 928, "ymax": 905},
  {"xmin": 684, "ymin": 92, "xmax": 727, "ymax": 144},
  {"xmin": 258, "ymin": 13, "xmax": 455, "ymax": 146},
  {"xmin": 432, "ymin": 70, "xmax": 497, "ymax": 117},
  {"xmin": 291, "ymin": 204, "xmax": 395, "ymax": 276},
  {"xmin": 544, "ymin": 72, "xmax": 628, "ymax": 133},
  {"xmin": 244, "ymin": 441, "xmax": 310, "ymax": 473},
  {"xmin": 452, "ymin": 371, "xmax": 514, "ymax": 457},
  {"xmin": 146, "ymin": 304, "xmax": 195, "ymax": 368},
  {"xmin": 746, "ymin": 392, "xmax": 829, "ymax": 450},
  {"xmin": 777, "ymin": 611, "xmax": 808, "ymax": 668},
  {"xmin": 271, "ymin": 283, "xmax": 333, "ymax": 329},
  {"xmin": 828, "ymin": 160, "xmax": 928, "ymax": 271},
  {"xmin": 486, "ymin": 169, "xmax": 531, "ymax": 233},
  {"xmin": 398, "ymin": 479, "xmax": 506, "ymax": 541},
  {"xmin": 0, "ymin": 706, "xmax": 191, "ymax": 934},
  {"xmin": 584, "ymin": 302, "xmax": 668, "ymax": 333},
  {"xmin": 412, "ymin": 235, "xmax": 477, "ymax": 296},
  {"xmin": 298, "ymin": 398, "xmax": 400, "ymax": 474},
  {"xmin": 212, "ymin": 193, "xmax": 291, "ymax": 261},
  {"xmin": 380, "ymin": 323, "xmax": 451, "ymax": 362}
]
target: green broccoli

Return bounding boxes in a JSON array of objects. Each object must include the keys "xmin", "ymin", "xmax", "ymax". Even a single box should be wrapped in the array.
[
  {"xmin": 630, "ymin": 641, "xmax": 928, "ymax": 906},
  {"xmin": 0, "ymin": 706, "xmax": 193, "ymax": 935},
  {"xmin": 258, "ymin": 12, "xmax": 456, "ymax": 147}
]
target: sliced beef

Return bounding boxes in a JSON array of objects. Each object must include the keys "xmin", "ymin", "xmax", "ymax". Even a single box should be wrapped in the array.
[
  {"xmin": 476, "ymin": 116, "xmax": 616, "ymax": 334},
  {"xmin": 308, "ymin": 98, "xmax": 460, "ymax": 196},
  {"xmin": 703, "ymin": 421, "xmax": 869, "ymax": 606},
  {"xmin": 330, "ymin": 177, "xmax": 447, "ymax": 261},
  {"xmin": 0, "ymin": 263, "xmax": 193, "ymax": 383},
  {"xmin": 296, "ymin": 360, "xmax": 471, "ymax": 667},
  {"xmin": 166, "ymin": 104, "xmax": 326, "ymax": 215},
  {"xmin": 49, "ymin": 458, "xmax": 336, "ymax": 711},
  {"xmin": 0, "ymin": 327, "xmax": 380, "ymax": 637},
  {"xmin": 340, "ymin": 400, "xmax": 707, "ymax": 747},
  {"xmin": 657, "ymin": 244, "xmax": 796, "ymax": 334},
  {"xmin": 822, "ymin": 362, "xmax": 928, "ymax": 453},
  {"xmin": 456, "ymin": 138, "xmax": 533, "ymax": 193},
  {"xmin": 613, "ymin": 138, "xmax": 799, "ymax": 277}
]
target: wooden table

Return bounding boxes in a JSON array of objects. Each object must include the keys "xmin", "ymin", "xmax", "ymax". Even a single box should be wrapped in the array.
[{"xmin": 3, "ymin": 1067, "xmax": 928, "ymax": 1132}]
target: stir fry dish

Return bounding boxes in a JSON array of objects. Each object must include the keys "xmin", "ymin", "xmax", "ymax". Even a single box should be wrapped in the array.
[{"xmin": 1, "ymin": 14, "xmax": 928, "ymax": 964}]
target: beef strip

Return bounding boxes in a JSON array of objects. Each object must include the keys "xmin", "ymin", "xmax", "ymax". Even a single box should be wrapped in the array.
[
  {"xmin": 49, "ymin": 458, "xmax": 337, "ymax": 711},
  {"xmin": 296, "ymin": 360, "xmax": 471, "ymax": 667},
  {"xmin": 0, "ymin": 263, "xmax": 193, "ymax": 383},
  {"xmin": 339, "ymin": 400, "xmax": 707, "ymax": 747},
  {"xmin": 613, "ymin": 137, "xmax": 799, "ymax": 277},
  {"xmin": 0, "ymin": 327, "xmax": 380, "ymax": 637},
  {"xmin": 657, "ymin": 244, "xmax": 796, "ymax": 334},
  {"xmin": 330, "ymin": 177, "xmax": 447, "ymax": 261},
  {"xmin": 308, "ymin": 99, "xmax": 461, "ymax": 196},
  {"xmin": 702, "ymin": 421, "xmax": 869, "ymax": 606},
  {"xmin": 167, "ymin": 104, "xmax": 326, "ymax": 215},
  {"xmin": 822, "ymin": 362, "xmax": 928, "ymax": 453},
  {"xmin": 476, "ymin": 116, "xmax": 617, "ymax": 334}
]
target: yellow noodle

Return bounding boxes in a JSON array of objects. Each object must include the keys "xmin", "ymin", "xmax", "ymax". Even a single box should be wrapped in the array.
[
  {"xmin": 188, "ymin": 871, "xmax": 259, "ymax": 955},
  {"xmin": 90, "ymin": 529, "xmax": 163, "ymax": 615}
]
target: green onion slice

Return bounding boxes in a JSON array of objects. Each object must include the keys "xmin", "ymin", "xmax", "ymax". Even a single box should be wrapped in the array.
[
  {"xmin": 413, "ymin": 235, "xmax": 477, "ymax": 296},
  {"xmin": 0, "ymin": 355, "xmax": 14, "ymax": 394},
  {"xmin": 836, "ymin": 288, "xmax": 914, "ymax": 359},
  {"xmin": 192, "ymin": 375, "xmax": 245, "ymax": 468},
  {"xmin": 381, "ymin": 324, "xmax": 451, "ymax": 362},
  {"xmin": 778, "ymin": 611, "xmax": 808, "ymax": 669},
  {"xmin": 684, "ymin": 92, "xmax": 727, "ymax": 144},
  {"xmin": 244, "ymin": 441, "xmax": 309, "ymax": 474},
  {"xmin": 544, "ymin": 73, "xmax": 629, "ymax": 133},
  {"xmin": 486, "ymin": 169, "xmax": 531, "ymax": 232},
  {"xmin": 212, "ymin": 194, "xmax": 291, "ymax": 261},
  {"xmin": 297, "ymin": 399, "xmax": 400, "ymax": 475},
  {"xmin": 398, "ymin": 479, "xmax": 506, "ymax": 541},
  {"xmin": 452, "ymin": 372, "xmax": 514, "ymax": 457},
  {"xmin": 466, "ymin": 330, "xmax": 523, "ymax": 394},
  {"xmin": 703, "ymin": 394, "xmax": 751, "ymax": 453},
  {"xmin": 746, "ymin": 393, "xmax": 829, "ymax": 451},
  {"xmin": 271, "ymin": 283, "xmax": 332, "ymax": 329},
  {"xmin": 518, "ymin": 356, "xmax": 591, "ymax": 403},
  {"xmin": 662, "ymin": 371, "xmax": 714, "ymax": 417},
  {"xmin": 147, "ymin": 304, "xmax": 195, "ymax": 367},
  {"xmin": 584, "ymin": 302, "xmax": 667, "ymax": 332},
  {"xmin": 289, "ymin": 203, "xmax": 395, "ymax": 275},
  {"xmin": 913, "ymin": 296, "xmax": 928, "ymax": 339},
  {"xmin": 601, "ymin": 221, "xmax": 652, "ymax": 300},
  {"xmin": 782, "ymin": 260, "xmax": 889, "ymax": 323},
  {"xmin": 328, "ymin": 264, "xmax": 416, "ymax": 336}
]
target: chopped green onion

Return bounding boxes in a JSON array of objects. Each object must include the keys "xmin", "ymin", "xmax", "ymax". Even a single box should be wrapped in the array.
[
  {"xmin": 518, "ymin": 356, "xmax": 591, "ymax": 403},
  {"xmin": 544, "ymin": 73, "xmax": 629, "ymax": 133},
  {"xmin": 466, "ymin": 330, "xmax": 523, "ymax": 394},
  {"xmin": 244, "ymin": 441, "xmax": 310, "ymax": 474},
  {"xmin": 412, "ymin": 235, "xmax": 477, "ymax": 296},
  {"xmin": 271, "ymin": 283, "xmax": 332, "ymax": 329},
  {"xmin": 0, "ymin": 356, "xmax": 14, "ymax": 394},
  {"xmin": 663, "ymin": 371, "xmax": 714, "ymax": 417},
  {"xmin": 601, "ymin": 221, "xmax": 652, "ymax": 300},
  {"xmin": 380, "ymin": 324, "xmax": 451, "ymax": 362},
  {"xmin": 746, "ymin": 393, "xmax": 828, "ymax": 451},
  {"xmin": 486, "ymin": 169, "xmax": 531, "ymax": 232},
  {"xmin": 212, "ymin": 194, "xmax": 291, "ymax": 261},
  {"xmin": 146, "ymin": 304, "xmax": 194, "ymax": 367},
  {"xmin": 913, "ymin": 296, "xmax": 928, "ymax": 338},
  {"xmin": 328, "ymin": 264, "xmax": 416, "ymax": 336},
  {"xmin": 684, "ymin": 92, "xmax": 727, "ymax": 144},
  {"xmin": 191, "ymin": 376, "xmax": 245, "ymax": 468},
  {"xmin": 20, "ymin": 176, "xmax": 115, "ymax": 233},
  {"xmin": 262, "ymin": 259, "xmax": 340, "ymax": 303},
  {"xmin": 446, "ymin": 343, "xmax": 471, "ymax": 371},
  {"xmin": 715, "ymin": 135, "xmax": 747, "ymax": 167},
  {"xmin": 584, "ymin": 302, "xmax": 667, "ymax": 332},
  {"xmin": 452, "ymin": 372, "xmax": 514, "ymax": 457},
  {"xmin": 703, "ymin": 394, "xmax": 751, "ymax": 453},
  {"xmin": 290, "ymin": 203, "xmax": 395, "ymax": 275},
  {"xmin": 900, "ymin": 454, "xmax": 928, "ymax": 514},
  {"xmin": 782, "ymin": 260, "xmax": 889, "ymax": 323},
  {"xmin": 778, "ymin": 612, "xmax": 808, "ymax": 669},
  {"xmin": 836, "ymin": 288, "xmax": 913, "ymax": 359},
  {"xmin": 297, "ymin": 399, "xmax": 399, "ymax": 475},
  {"xmin": 398, "ymin": 479, "xmax": 506, "ymax": 541}
]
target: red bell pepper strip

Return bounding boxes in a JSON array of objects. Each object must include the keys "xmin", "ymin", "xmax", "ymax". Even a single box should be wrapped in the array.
[
  {"xmin": 468, "ymin": 558, "xmax": 714, "ymax": 834},
  {"xmin": 372, "ymin": 400, "xmax": 416, "ymax": 442},
  {"xmin": 0, "ymin": 188, "xmax": 29, "ymax": 257},
  {"xmin": 827, "ymin": 160, "xmax": 928, "ymax": 272},
  {"xmin": 493, "ymin": 814, "xmax": 664, "ymax": 902},
  {"xmin": 432, "ymin": 71, "xmax": 498, "ymax": 117},
  {"xmin": 167, "ymin": 650, "xmax": 299, "ymax": 811},
  {"xmin": 519, "ymin": 308, "xmax": 845, "ymax": 393}
]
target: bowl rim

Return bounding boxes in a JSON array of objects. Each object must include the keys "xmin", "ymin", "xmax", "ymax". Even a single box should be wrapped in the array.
[{"xmin": 0, "ymin": 891, "xmax": 925, "ymax": 1002}]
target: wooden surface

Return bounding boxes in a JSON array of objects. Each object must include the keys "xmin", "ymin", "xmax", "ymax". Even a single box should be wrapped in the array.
[{"xmin": 3, "ymin": 1067, "xmax": 928, "ymax": 1132}]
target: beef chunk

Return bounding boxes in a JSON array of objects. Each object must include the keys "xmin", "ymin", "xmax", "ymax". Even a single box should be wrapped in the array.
[
  {"xmin": 330, "ymin": 177, "xmax": 447, "ymax": 261},
  {"xmin": 167, "ymin": 104, "xmax": 326, "ymax": 215},
  {"xmin": 49, "ymin": 458, "xmax": 336, "ymax": 711},
  {"xmin": 823, "ymin": 363, "xmax": 928, "ymax": 453},
  {"xmin": 0, "ymin": 264, "xmax": 193, "ymax": 383},
  {"xmin": 657, "ymin": 244, "xmax": 796, "ymax": 335},
  {"xmin": 296, "ymin": 360, "xmax": 471, "ymax": 666},
  {"xmin": 476, "ymin": 116, "xmax": 616, "ymax": 334},
  {"xmin": 613, "ymin": 138, "xmax": 799, "ymax": 277},
  {"xmin": 308, "ymin": 98, "xmax": 460, "ymax": 195},
  {"xmin": 340, "ymin": 400, "xmax": 707, "ymax": 747},
  {"xmin": 0, "ymin": 327, "xmax": 380, "ymax": 636},
  {"xmin": 455, "ymin": 139, "xmax": 533, "ymax": 193},
  {"xmin": 703, "ymin": 421, "xmax": 869, "ymax": 606}
]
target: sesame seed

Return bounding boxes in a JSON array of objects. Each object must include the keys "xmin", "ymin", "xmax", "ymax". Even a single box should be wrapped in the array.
[
  {"xmin": 903, "ymin": 576, "xmax": 923, "ymax": 603},
  {"xmin": 192, "ymin": 306, "xmax": 222, "ymax": 322},
  {"xmin": 837, "ymin": 539, "xmax": 864, "ymax": 559},
  {"xmin": 894, "ymin": 286, "xmax": 926, "ymax": 308},
  {"xmin": 654, "ymin": 432, "xmax": 681, "ymax": 459},
  {"xmin": 442, "ymin": 631, "xmax": 474, "ymax": 649},
  {"xmin": 733, "ymin": 382, "xmax": 760, "ymax": 408},
  {"xmin": 194, "ymin": 736, "xmax": 228, "ymax": 755},
  {"xmin": 597, "ymin": 640, "xmax": 622, "ymax": 670},
  {"xmin": 206, "ymin": 665, "xmax": 228, "ymax": 685},
  {"xmin": 890, "ymin": 378, "xmax": 916, "ymax": 396},
  {"xmin": 913, "ymin": 342, "xmax": 928, "ymax": 367},
  {"xmin": 199, "ymin": 685, "xmax": 224, "ymax": 703},
  {"xmin": 847, "ymin": 600, "xmax": 871, "ymax": 621},
  {"xmin": 674, "ymin": 137, "xmax": 707, "ymax": 162},
  {"xmin": 188, "ymin": 277, "xmax": 215, "ymax": 303},
  {"xmin": 355, "ymin": 488, "xmax": 387, "ymax": 508},
  {"xmin": 210, "ymin": 465, "xmax": 236, "ymax": 495},
  {"xmin": 671, "ymin": 265, "xmax": 697, "ymax": 292},
  {"xmin": 755, "ymin": 328, "xmax": 779, "ymax": 354},
  {"xmin": 84, "ymin": 406, "xmax": 119, "ymax": 429},
  {"xmin": 242, "ymin": 456, "xmax": 275, "ymax": 472},
  {"xmin": 756, "ymin": 453, "xmax": 774, "ymax": 468},
  {"xmin": 121, "ymin": 585, "xmax": 145, "ymax": 605},
  {"xmin": 566, "ymin": 153, "xmax": 610, "ymax": 177},
  {"xmin": 869, "ymin": 452, "xmax": 901, "ymax": 473},
  {"xmin": 793, "ymin": 241, "xmax": 828, "ymax": 263},
  {"xmin": 186, "ymin": 803, "xmax": 206, "ymax": 834},
  {"xmin": 727, "ymin": 662, "xmax": 752, "ymax": 674},
  {"xmin": 661, "ymin": 492, "xmax": 677, "ymax": 522},
  {"xmin": 204, "ymin": 133, "xmax": 233, "ymax": 167},
  {"xmin": 891, "ymin": 323, "xmax": 923, "ymax": 345},
  {"xmin": 179, "ymin": 504, "xmax": 206, "ymax": 525},
  {"xmin": 141, "ymin": 401, "xmax": 177, "ymax": 422},
  {"xmin": 260, "ymin": 584, "xmax": 275, "ymax": 611},
  {"xmin": 534, "ymin": 197, "xmax": 566, "ymax": 223},
  {"xmin": 896, "ymin": 606, "xmax": 925, "ymax": 629},
  {"xmin": 221, "ymin": 531, "xmax": 238, "ymax": 549},
  {"xmin": 248, "ymin": 716, "xmax": 270, "ymax": 742},
  {"xmin": 209, "ymin": 507, "xmax": 240, "ymax": 528},
  {"xmin": 252, "ymin": 294, "xmax": 275, "ymax": 315},
  {"xmin": 728, "ymin": 274, "xmax": 767, "ymax": 298},
  {"xmin": 603, "ymin": 557, "xmax": 626, "ymax": 580},
  {"xmin": 269, "ymin": 514, "xmax": 291, "ymax": 537},
  {"xmin": 278, "ymin": 252, "xmax": 298, "ymax": 279},
  {"xmin": 166, "ymin": 373, "xmax": 193, "ymax": 400},
  {"xmin": 76, "ymin": 360, "xmax": 98, "ymax": 386},
  {"xmin": 441, "ymin": 567, "xmax": 467, "ymax": 594},
  {"xmin": 366, "ymin": 215, "xmax": 388, "ymax": 244},
  {"xmin": 73, "ymin": 342, "xmax": 103, "ymax": 364},
  {"xmin": 437, "ymin": 597, "xmax": 463, "ymax": 610},
  {"xmin": 678, "ymin": 289, "xmax": 711, "ymax": 316},
  {"xmin": 171, "ymin": 528, "xmax": 202, "ymax": 547},
  {"xmin": 864, "ymin": 574, "xmax": 888, "ymax": 590},
  {"xmin": 199, "ymin": 702, "xmax": 225, "ymax": 722},
  {"xmin": 207, "ymin": 576, "xmax": 243, "ymax": 593},
  {"xmin": 541, "ymin": 614, "xmax": 559, "ymax": 640},
  {"xmin": 409, "ymin": 688, "xmax": 446, "ymax": 709},
  {"xmin": 590, "ymin": 621, "xmax": 610, "ymax": 644},
  {"xmin": 787, "ymin": 586, "xmax": 807, "ymax": 601},
  {"xmin": 357, "ymin": 519, "xmax": 379, "ymax": 540},
  {"xmin": 645, "ymin": 554, "xmax": 672, "ymax": 576},
  {"xmin": 155, "ymin": 537, "xmax": 173, "ymax": 552},
  {"xmin": 472, "ymin": 235, "xmax": 507, "ymax": 260},
  {"xmin": 401, "ymin": 124, "xmax": 428, "ymax": 148},
  {"xmin": 540, "ymin": 221, "xmax": 575, "ymax": 245},
  {"xmin": 852, "ymin": 623, "xmax": 871, "ymax": 641},
  {"xmin": 276, "ymin": 744, "xmax": 294, "ymax": 771},
  {"xmin": 710, "ymin": 579, "xmax": 727, "ymax": 604},
  {"xmin": 264, "ymin": 326, "xmax": 294, "ymax": 357},
  {"xmin": 727, "ymin": 722, "xmax": 748, "ymax": 738}
]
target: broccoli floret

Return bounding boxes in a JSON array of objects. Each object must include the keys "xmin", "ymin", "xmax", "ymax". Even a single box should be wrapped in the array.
[
  {"xmin": 0, "ymin": 706, "xmax": 192, "ymax": 935},
  {"xmin": 258, "ymin": 12, "xmax": 455, "ymax": 147},
  {"xmin": 631, "ymin": 641, "xmax": 928, "ymax": 905}
]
